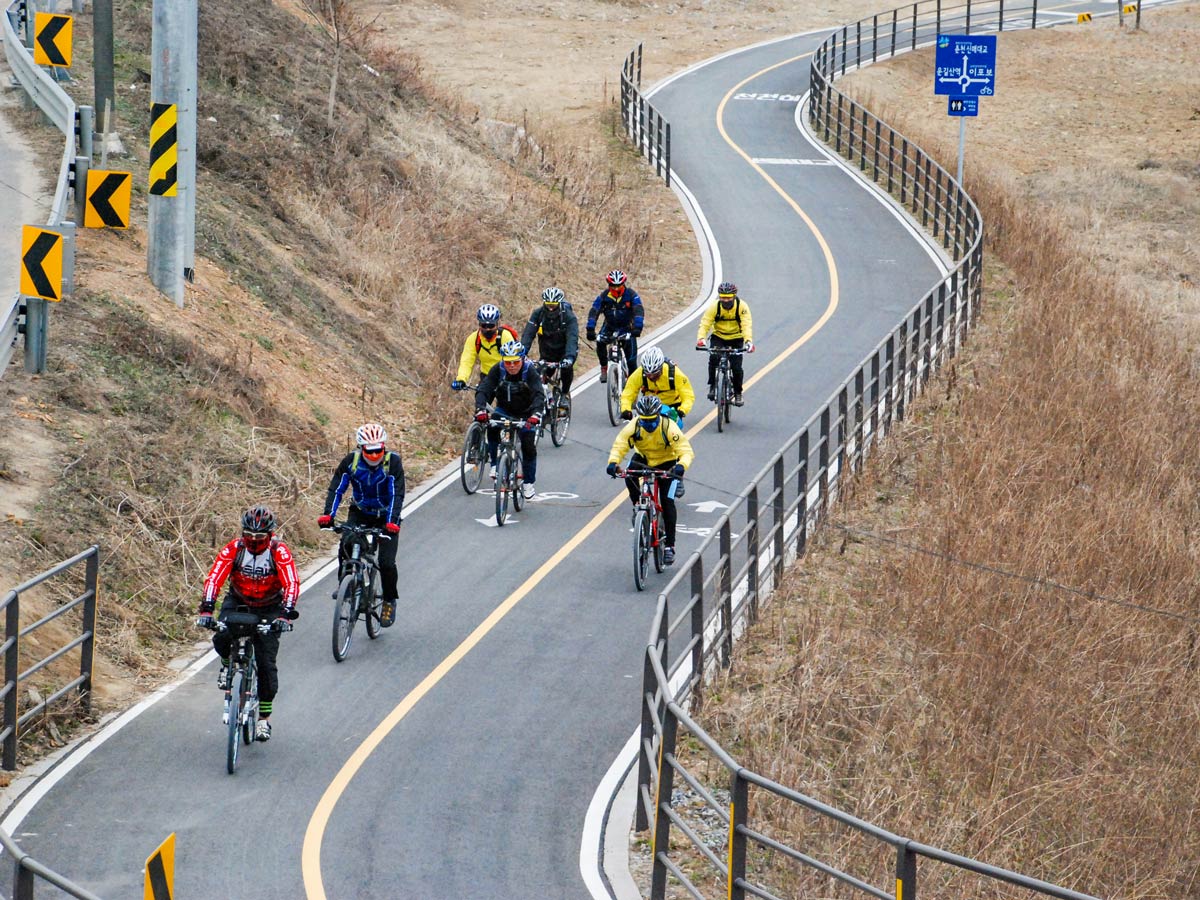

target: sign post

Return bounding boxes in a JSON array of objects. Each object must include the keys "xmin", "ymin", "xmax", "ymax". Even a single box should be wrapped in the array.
[{"xmin": 934, "ymin": 34, "xmax": 997, "ymax": 186}]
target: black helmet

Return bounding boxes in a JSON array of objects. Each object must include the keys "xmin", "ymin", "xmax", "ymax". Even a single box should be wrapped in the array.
[
  {"xmin": 634, "ymin": 394, "xmax": 663, "ymax": 418},
  {"xmin": 242, "ymin": 505, "xmax": 276, "ymax": 534},
  {"xmin": 717, "ymin": 281, "xmax": 738, "ymax": 297}
]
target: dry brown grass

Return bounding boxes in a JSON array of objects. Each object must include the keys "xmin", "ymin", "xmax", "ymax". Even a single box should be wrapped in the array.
[{"xmin": 660, "ymin": 17, "xmax": 1200, "ymax": 900}]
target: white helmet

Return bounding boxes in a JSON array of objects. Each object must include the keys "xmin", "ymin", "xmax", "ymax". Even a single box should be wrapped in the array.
[
  {"xmin": 355, "ymin": 422, "xmax": 387, "ymax": 448},
  {"xmin": 639, "ymin": 346, "xmax": 665, "ymax": 376}
]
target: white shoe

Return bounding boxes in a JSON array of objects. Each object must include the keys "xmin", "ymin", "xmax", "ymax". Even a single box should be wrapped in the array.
[
  {"xmin": 255, "ymin": 720, "xmax": 272, "ymax": 741},
  {"xmin": 522, "ymin": 484, "xmax": 536, "ymax": 499}
]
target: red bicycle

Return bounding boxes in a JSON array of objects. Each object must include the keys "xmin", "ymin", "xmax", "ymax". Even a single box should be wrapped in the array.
[{"xmin": 616, "ymin": 465, "xmax": 680, "ymax": 591}]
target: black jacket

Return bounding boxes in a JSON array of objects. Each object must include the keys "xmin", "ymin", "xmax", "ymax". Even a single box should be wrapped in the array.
[
  {"xmin": 521, "ymin": 302, "xmax": 580, "ymax": 360},
  {"xmin": 476, "ymin": 359, "xmax": 546, "ymax": 418}
]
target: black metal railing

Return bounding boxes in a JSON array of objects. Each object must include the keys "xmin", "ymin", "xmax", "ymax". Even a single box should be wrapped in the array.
[
  {"xmin": 619, "ymin": 43, "xmax": 671, "ymax": 186},
  {"xmin": 1, "ymin": 545, "xmax": 99, "ymax": 770},
  {"xmin": 0, "ymin": 826, "xmax": 102, "ymax": 900},
  {"xmin": 630, "ymin": 0, "xmax": 1101, "ymax": 897}
]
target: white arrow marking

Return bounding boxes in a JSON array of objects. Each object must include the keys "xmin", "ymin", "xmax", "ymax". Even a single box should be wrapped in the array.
[
  {"xmin": 688, "ymin": 500, "xmax": 729, "ymax": 514},
  {"xmin": 475, "ymin": 517, "xmax": 519, "ymax": 527}
]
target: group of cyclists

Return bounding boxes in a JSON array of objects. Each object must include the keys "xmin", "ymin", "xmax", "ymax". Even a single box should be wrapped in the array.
[{"xmin": 195, "ymin": 271, "xmax": 754, "ymax": 740}]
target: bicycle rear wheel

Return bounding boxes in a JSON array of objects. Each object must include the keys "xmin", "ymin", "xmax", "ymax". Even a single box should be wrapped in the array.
[
  {"xmin": 332, "ymin": 573, "xmax": 358, "ymax": 662},
  {"xmin": 241, "ymin": 651, "xmax": 258, "ymax": 746},
  {"xmin": 460, "ymin": 422, "xmax": 486, "ymax": 494},
  {"xmin": 495, "ymin": 455, "xmax": 511, "ymax": 525},
  {"xmin": 226, "ymin": 668, "xmax": 243, "ymax": 774},
  {"xmin": 365, "ymin": 578, "xmax": 383, "ymax": 640},
  {"xmin": 551, "ymin": 391, "xmax": 571, "ymax": 446},
  {"xmin": 633, "ymin": 509, "xmax": 651, "ymax": 592}
]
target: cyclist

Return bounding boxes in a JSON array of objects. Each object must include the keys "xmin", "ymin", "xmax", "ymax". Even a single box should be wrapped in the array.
[
  {"xmin": 196, "ymin": 505, "xmax": 299, "ymax": 742},
  {"xmin": 606, "ymin": 394, "xmax": 694, "ymax": 566},
  {"xmin": 521, "ymin": 286, "xmax": 579, "ymax": 397},
  {"xmin": 451, "ymin": 303, "xmax": 521, "ymax": 392},
  {"xmin": 586, "ymin": 269, "xmax": 644, "ymax": 383},
  {"xmin": 619, "ymin": 346, "xmax": 695, "ymax": 425},
  {"xmin": 696, "ymin": 281, "xmax": 754, "ymax": 406},
  {"xmin": 317, "ymin": 423, "xmax": 404, "ymax": 628},
  {"xmin": 475, "ymin": 339, "xmax": 545, "ymax": 500}
]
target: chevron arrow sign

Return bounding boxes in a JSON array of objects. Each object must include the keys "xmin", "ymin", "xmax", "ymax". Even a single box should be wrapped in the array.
[
  {"xmin": 32, "ymin": 12, "xmax": 71, "ymax": 67},
  {"xmin": 19, "ymin": 226, "xmax": 63, "ymax": 302},
  {"xmin": 84, "ymin": 170, "xmax": 133, "ymax": 229}
]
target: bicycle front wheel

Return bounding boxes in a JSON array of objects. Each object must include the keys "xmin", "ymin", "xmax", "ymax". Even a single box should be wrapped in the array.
[
  {"xmin": 332, "ymin": 573, "xmax": 358, "ymax": 662},
  {"xmin": 241, "ymin": 651, "xmax": 258, "ymax": 746},
  {"xmin": 716, "ymin": 371, "xmax": 728, "ymax": 433},
  {"xmin": 551, "ymin": 391, "xmax": 571, "ymax": 446},
  {"xmin": 512, "ymin": 452, "xmax": 526, "ymax": 512},
  {"xmin": 606, "ymin": 370, "xmax": 621, "ymax": 426},
  {"xmin": 226, "ymin": 668, "xmax": 244, "ymax": 774},
  {"xmin": 365, "ymin": 577, "xmax": 383, "ymax": 640},
  {"xmin": 633, "ymin": 509, "xmax": 651, "ymax": 592},
  {"xmin": 460, "ymin": 422, "xmax": 486, "ymax": 494},
  {"xmin": 495, "ymin": 455, "xmax": 511, "ymax": 525}
]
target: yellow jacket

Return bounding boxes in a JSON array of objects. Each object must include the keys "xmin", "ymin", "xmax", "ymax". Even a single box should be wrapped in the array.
[
  {"xmin": 608, "ymin": 417, "xmax": 695, "ymax": 470},
  {"xmin": 620, "ymin": 362, "xmax": 695, "ymax": 416},
  {"xmin": 455, "ymin": 324, "xmax": 520, "ymax": 382},
  {"xmin": 697, "ymin": 297, "xmax": 752, "ymax": 342}
]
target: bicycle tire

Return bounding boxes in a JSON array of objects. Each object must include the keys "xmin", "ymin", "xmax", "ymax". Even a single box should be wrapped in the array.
[
  {"xmin": 365, "ymin": 574, "xmax": 382, "ymax": 640},
  {"xmin": 606, "ymin": 369, "xmax": 621, "ymax": 426},
  {"xmin": 495, "ymin": 455, "xmax": 511, "ymax": 525},
  {"xmin": 633, "ymin": 509, "xmax": 651, "ymax": 592},
  {"xmin": 460, "ymin": 422, "xmax": 486, "ymax": 494},
  {"xmin": 226, "ymin": 668, "xmax": 243, "ymax": 774},
  {"xmin": 724, "ymin": 370, "xmax": 733, "ymax": 425},
  {"xmin": 332, "ymin": 573, "xmax": 358, "ymax": 662},
  {"xmin": 511, "ymin": 451, "xmax": 525, "ymax": 512},
  {"xmin": 551, "ymin": 391, "xmax": 570, "ymax": 446},
  {"xmin": 241, "ymin": 649, "xmax": 258, "ymax": 746},
  {"xmin": 653, "ymin": 510, "xmax": 665, "ymax": 573},
  {"xmin": 716, "ymin": 370, "xmax": 728, "ymax": 433}
]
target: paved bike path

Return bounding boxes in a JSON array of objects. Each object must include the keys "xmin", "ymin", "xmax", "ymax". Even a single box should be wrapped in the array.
[{"xmin": 6, "ymin": 30, "xmax": 944, "ymax": 900}]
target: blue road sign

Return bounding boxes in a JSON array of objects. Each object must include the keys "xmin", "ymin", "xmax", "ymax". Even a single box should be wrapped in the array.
[
  {"xmin": 934, "ymin": 34, "xmax": 997, "ymax": 97},
  {"xmin": 947, "ymin": 96, "xmax": 979, "ymax": 117}
]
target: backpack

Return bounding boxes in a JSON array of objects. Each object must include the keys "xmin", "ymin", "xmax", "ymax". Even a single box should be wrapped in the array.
[
  {"xmin": 716, "ymin": 298, "xmax": 743, "ymax": 326},
  {"xmin": 476, "ymin": 323, "xmax": 519, "ymax": 353}
]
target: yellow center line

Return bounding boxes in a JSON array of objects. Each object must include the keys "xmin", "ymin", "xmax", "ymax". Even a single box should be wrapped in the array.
[{"xmin": 303, "ymin": 48, "xmax": 840, "ymax": 899}]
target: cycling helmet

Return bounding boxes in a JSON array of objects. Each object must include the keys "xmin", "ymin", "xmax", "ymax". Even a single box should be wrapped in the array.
[
  {"xmin": 634, "ymin": 394, "xmax": 663, "ymax": 418},
  {"xmin": 500, "ymin": 339, "xmax": 526, "ymax": 361},
  {"xmin": 355, "ymin": 422, "xmax": 388, "ymax": 449},
  {"xmin": 477, "ymin": 304, "xmax": 501, "ymax": 327},
  {"xmin": 541, "ymin": 287, "xmax": 565, "ymax": 305},
  {"xmin": 639, "ymin": 346, "xmax": 665, "ymax": 377},
  {"xmin": 717, "ymin": 281, "xmax": 738, "ymax": 297},
  {"xmin": 241, "ymin": 505, "xmax": 276, "ymax": 552},
  {"xmin": 606, "ymin": 269, "xmax": 627, "ymax": 288}
]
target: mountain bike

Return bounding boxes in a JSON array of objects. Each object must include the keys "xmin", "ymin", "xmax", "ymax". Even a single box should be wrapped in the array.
[
  {"xmin": 489, "ymin": 411, "xmax": 527, "ymax": 526},
  {"xmin": 203, "ymin": 611, "xmax": 291, "ymax": 774},
  {"xmin": 603, "ymin": 331, "xmax": 635, "ymax": 426},
  {"xmin": 698, "ymin": 343, "xmax": 744, "ymax": 433},
  {"xmin": 535, "ymin": 359, "xmax": 572, "ymax": 447},
  {"xmin": 324, "ymin": 522, "xmax": 390, "ymax": 662},
  {"xmin": 456, "ymin": 383, "xmax": 486, "ymax": 494},
  {"xmin": 616, "ymin": 465, "xmax": 681, "ymax": 592}
]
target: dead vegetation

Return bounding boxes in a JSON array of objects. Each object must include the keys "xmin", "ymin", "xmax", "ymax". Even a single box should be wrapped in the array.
[{"xmin": 655, "ymin": 11, "xmax": 1200, "ymax": 900}]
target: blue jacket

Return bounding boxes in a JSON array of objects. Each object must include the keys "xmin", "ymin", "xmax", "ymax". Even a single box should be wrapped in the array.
[
  {"xmin": 588, "ymin": 288, "xmax": 644, "ymax": 336},
  {"xmin": 324, "ymin": 450, "xmax": 405, "ymax": 525}
]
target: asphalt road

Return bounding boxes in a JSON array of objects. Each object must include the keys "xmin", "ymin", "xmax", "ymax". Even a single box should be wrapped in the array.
[{"xmin": 4, "ymin": 29, "xmax": 946, "ymax": 900}]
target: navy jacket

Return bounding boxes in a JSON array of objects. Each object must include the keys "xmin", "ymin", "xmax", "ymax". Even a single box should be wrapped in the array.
[
  {"xmin": 587, "ymin": 288, "xmax": 644, "ymax": 336},
  {"xmin": 476, "ymin": 359, "xmax": 547, "ymax": 419}
]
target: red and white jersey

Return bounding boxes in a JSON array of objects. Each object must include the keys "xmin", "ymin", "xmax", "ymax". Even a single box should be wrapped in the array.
[{"xmin": 202, "ymin": 537, "xmax": 300, "ymax": 609}]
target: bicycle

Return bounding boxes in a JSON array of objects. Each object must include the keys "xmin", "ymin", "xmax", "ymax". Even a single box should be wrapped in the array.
[
  {"xmin": 455, "ymin": 383, "xmax": 487, "ymax": 494},
  {"xmin": 324, "ymin": 522, "xmax": 391, "ymax": 662},
  {"xmin": 535, "ymin": 360, "xmax": 572, "ymax": 447},
  {"xmin": 202, "ymin": 611, "xmax": 292, "ymax": 774},
  {"xmin": 615, "ymin": 465, "xmax": 682, "ymax": 591},
  {"xmin": 697, "ymin": 343, "xmax": 745, "ymax": 433},
  {"xmin": 483, "ymin": 410, "xmax": 531, "ymax": 526},
  {"xmin": 602, "ymin": 331, "xmax": 635, "ymax": 427}
]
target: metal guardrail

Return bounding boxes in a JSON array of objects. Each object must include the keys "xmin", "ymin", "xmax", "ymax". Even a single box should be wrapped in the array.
[
  {"xmin": 2, "ymin": 0, "xmax": 82, "ymax": 377},
  {"xmin": 0, "ymin": 545, "xmax": 100, "ymax": 900},
  {"xmin": 633, "ymin": 0, "xmax": 1104, "ymax": 897},
  {"xmin": 619, "ymin": 44, "xmax": 671, "ymax": 186}
]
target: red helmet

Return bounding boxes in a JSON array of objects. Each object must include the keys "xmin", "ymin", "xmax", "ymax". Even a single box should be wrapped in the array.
[{"xmin": 606, "ymin": 269, "xmax": 627, "ymax": 287}]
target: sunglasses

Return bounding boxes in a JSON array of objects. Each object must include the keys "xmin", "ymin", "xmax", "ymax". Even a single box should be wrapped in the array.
[
  {"xmin": 480, "ymin": 325, "xmax": 497, "ymax": 333},
  {"xmin": 243, "ymin": 531, "xmax": 270, "ymax": 540},
  {"xmin": 362, "ymin": 445, "xmax": 385, "ymax": 456}
]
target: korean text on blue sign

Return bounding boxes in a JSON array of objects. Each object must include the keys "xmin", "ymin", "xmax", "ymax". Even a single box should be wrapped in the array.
[
  {"xmin": 947, "ymin": 96, "xmax": 979, "ymax": 117},
  {"xmin": 934, "ymin": 34, "xmax": 997, "ymax": 97}
]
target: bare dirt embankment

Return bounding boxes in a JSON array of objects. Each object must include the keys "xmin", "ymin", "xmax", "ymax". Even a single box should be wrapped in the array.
[{"xmin": 651, "ymin": 7, "xmax": 1200, "ymax": 898}]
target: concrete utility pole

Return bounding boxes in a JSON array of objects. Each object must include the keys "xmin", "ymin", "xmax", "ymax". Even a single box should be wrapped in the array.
[
  {"xmin": 146, "ymin": 0, "xmax": 197, "ymax": 307},
  {"xmin": 92, "ymin": 0, "xmax": 114, "ymax": 134}
]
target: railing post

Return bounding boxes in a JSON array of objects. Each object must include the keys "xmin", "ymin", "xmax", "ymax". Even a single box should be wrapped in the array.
[
  {"xmin": 728, "ymin": 770, "xmax": 749, "ymax": 900},
  {"xmin": 80, "ymin": 546, "xmax": 98, "ymax": 711},
  {"xmin": 3, "ymin": 591, "xmax": 18, "ymax": 771},
  {"xmin": 896, "ymin": 323, "xmax": 909, "ymax": 422},
  {"xmin": 665, "ymin": 122, "xmax": 671, "ymax": 188},
  {"xmin": 1032, "ymin": 0, "xmax": 1038, "ymax": 29},
  {"xmin": 746, "ymin": 486, "xmax": 760, "ymax": 622},
  {"xmin": 999, "ymin": 0, "xmax": 1005, "ymax": 29},
  {"xmin": 884, "ymin": 335, "xmax": 896, "ymax": 435},
  {"xmin": 911, "ymin": 3, "xmax": 918, "ymax": 50},
  {"xmin": 897, "ymin": 843, "xmax": 918, "ymax": 900},
  {"xmin": 649, "ymin": 705, "xmax": 679, "ymax": 900},
  {"xmin": 636, "ymin": 643, "xmax": 655, "ymax": 832},
  {"xmin": 853, "ymin": 369, "xmax": 866, "ymax": 472},
  {"xmin": 891, "ymin": 8, "xmax": 898, "ymax": 56},
  {"xmin": 819, "ymin": 407, "xmax": 831, "ymax": 519},
  {"xmin": 772, "ymin": 456, "xmax": 785, "ymax": 581},
  {"xmin": 719, "ymin": 519, "xmax": 733, "ymax": 667},
  {"xmin": 796, "ymin": 434, "xmax": 809, "ymax": 557},
  {"xmin": 690, "ymin": 558, "xmax": 704, "ymax": 694},
  {"xmin": 13, "ymin": 860, "xmax": 34, "ymax": 900}
]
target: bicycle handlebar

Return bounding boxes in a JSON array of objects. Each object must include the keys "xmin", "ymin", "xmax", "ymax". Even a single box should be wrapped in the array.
[
  {"xmin": 696, "ymin": 344, "xmax": 745, "ymax": 355},
  {"xmin": 534, "ymin": 359, "xmax": 571, "ymax": 369},
  {"xmin": 614, "ymin": 466, "xmax": 685, "ymax": 479},
  {"xmin": 322, "ymin": 523, "xmax": 393, "ymax": 542}
]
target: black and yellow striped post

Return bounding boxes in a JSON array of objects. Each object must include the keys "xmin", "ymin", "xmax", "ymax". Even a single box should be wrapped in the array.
[
  {"xmin": 144, "ymin": 832, "xmax": 175, "ymax": 900},
  {"xmin": 149, "ymin": 102, "xmax": 178, "ymax": 196}
]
